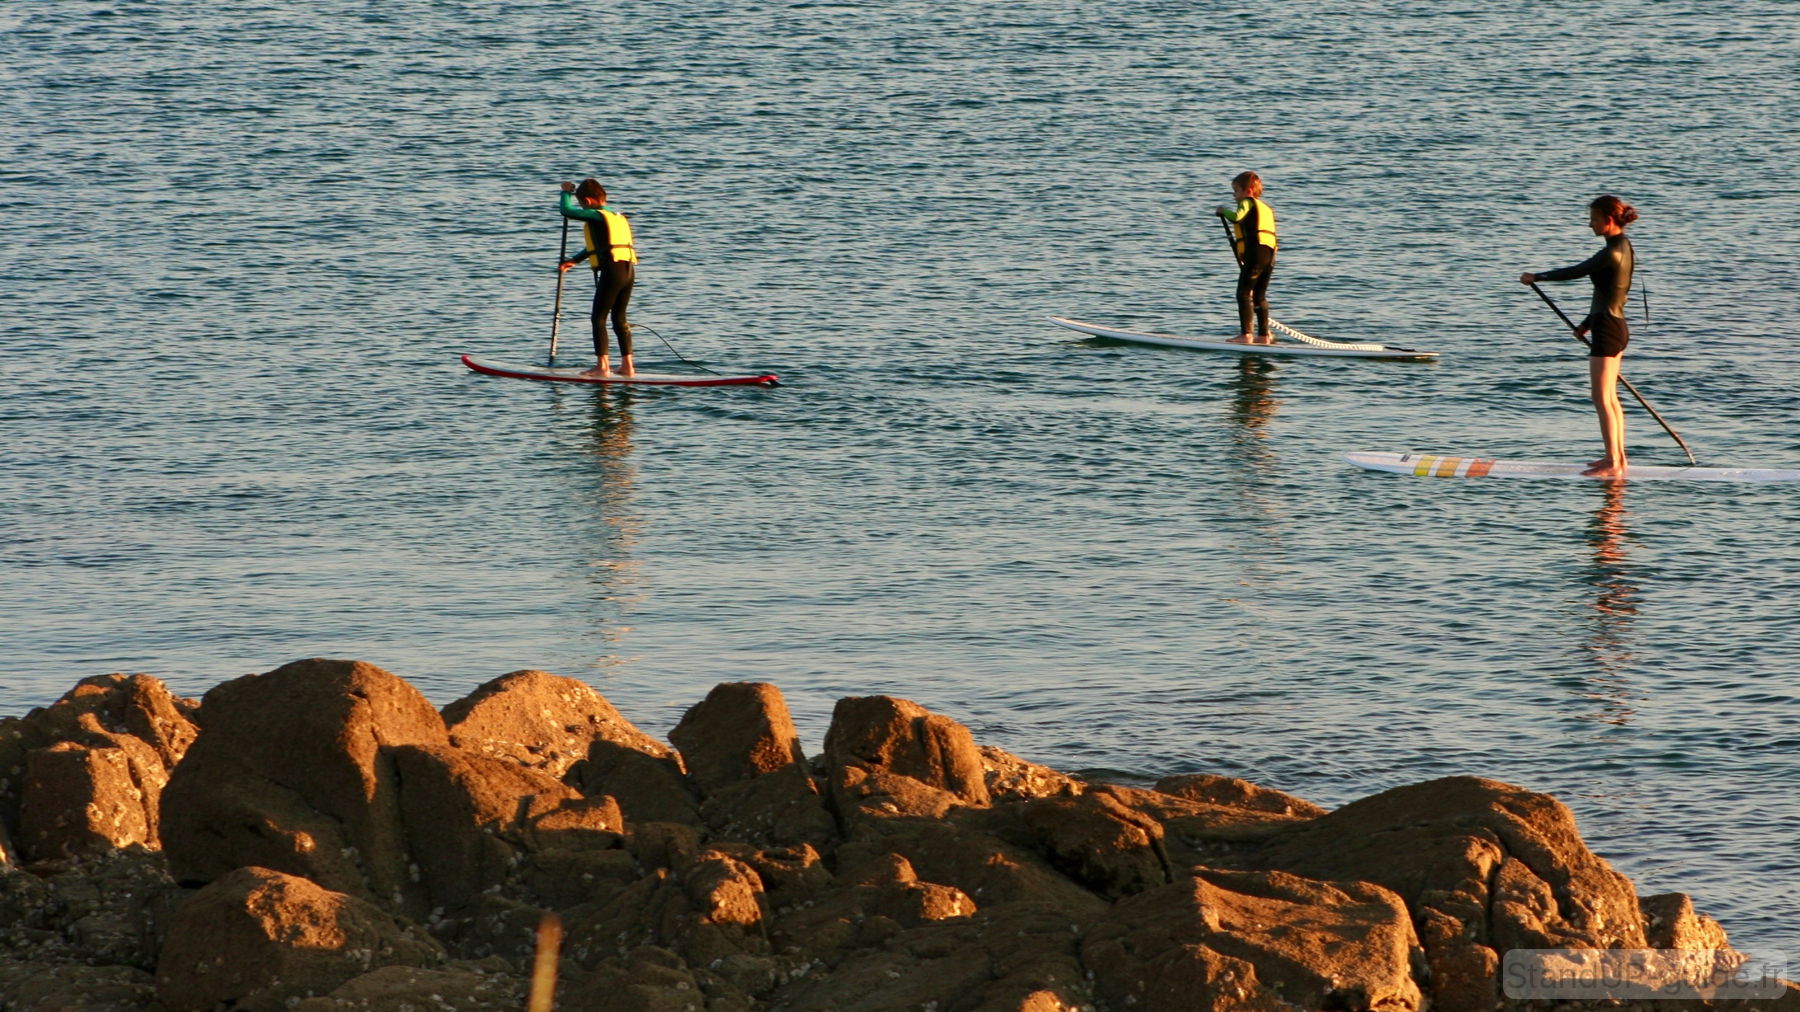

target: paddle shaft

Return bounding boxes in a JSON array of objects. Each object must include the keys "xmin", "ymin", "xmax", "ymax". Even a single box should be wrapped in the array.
[
  {"xmin": 1528, "ymin": 281, "xmax": 1696, "ymax": 465},
  {"xmin": 1218, "ymin": 213, "xmax": 1243, "ymax": 266},
  {"xmin": 548, "ymin": 216, "xmax": 570, "ymax": 365}
]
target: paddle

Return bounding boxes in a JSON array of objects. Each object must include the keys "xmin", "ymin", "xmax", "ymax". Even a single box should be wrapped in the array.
[
  {"xmin": 1527, "ymin": 281, "xmax": 1697, "ymax": 465},
  {"xmin": 1218, "ymin": 214, "xmax": 1243, "ymax": 267},
  {"xmin": 548, "ymin": 216, "xmax": 570, "ymax": 365}
]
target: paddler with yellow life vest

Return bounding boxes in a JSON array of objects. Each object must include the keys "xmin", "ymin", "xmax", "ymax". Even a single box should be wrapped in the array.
[
  {"xmin": 557, "ymin": 178, "xmax": 638, "ymax": 377},
  {"xmin": 1214, "ymin": 171, "xmax": 1278, "ymax": 345}
]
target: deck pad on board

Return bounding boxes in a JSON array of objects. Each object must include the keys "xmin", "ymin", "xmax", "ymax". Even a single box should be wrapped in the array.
[
  {"xmin": 1047, "ymin": 316, "xmax": 1438, "ymax": 361},
  {"xmin": 462, "ymin": 355, "xmax": 778, "ymax": 387},
  {"xmin": 1345, "ymin": 451, "xmax": 1800, "ymax": 482}
]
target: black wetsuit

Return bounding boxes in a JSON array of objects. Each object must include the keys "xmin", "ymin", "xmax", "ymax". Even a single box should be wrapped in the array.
[
  {"xmin": 1236, "ymin": 245, "xmax": 1275, "ymax": 339},
  {"xmin": 1536, "ymin": 233, "xmax": 1633, "ymax": 358},
  {"xmin": 1219, "ymin": 197, "xmax": 1276, "ymax": 338},
  {"xmin": 585, "ymin": 262, "xmax": 634, "ymax": 361},
  {"xmin": 559, "ymin": 194, "xmax": 636, "ymax": 361}
]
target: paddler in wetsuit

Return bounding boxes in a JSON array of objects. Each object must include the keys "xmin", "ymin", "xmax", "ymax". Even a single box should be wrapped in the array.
[
  {"xmin": 1214, "ymin": 171, "xmax": 1277, "ymax": 345},
  {"xmin": 557, "ymin": 178, "xmax": 637, "ymax": 377},
  {"xmin": 1519, "ymin": 194, "xmax": 1638, "ymax": 478}
]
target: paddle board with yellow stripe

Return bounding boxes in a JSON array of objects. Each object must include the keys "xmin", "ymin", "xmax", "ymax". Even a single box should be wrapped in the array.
[{"xmin": 1344, "ymin": 451, "xmax": 1800, "ymax": 482}]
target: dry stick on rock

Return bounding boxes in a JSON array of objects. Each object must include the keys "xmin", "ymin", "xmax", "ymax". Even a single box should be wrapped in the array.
[{"xmin": 527, "ymin": 911, "xmax": 564, "ymax": 1012}]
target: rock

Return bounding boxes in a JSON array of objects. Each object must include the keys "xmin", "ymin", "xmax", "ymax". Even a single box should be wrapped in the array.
[
  {"xmin": 0, "ymin": 955, "xmax": 159, "ymax": 1010},
  {"xmin": 675, "ymin": 851, "xmax": 775, "ymax": 968},
  {"xmin": 1017, "ymin": 786, "xmax": 1172, "ymax": 900},
  {"xmin": 22, "ymin": 849, "xmax": 184, "ymax": 970},
  {"xmin": 823, "ymin": 695, "xmax": 990, "ymax": 828},
  {"xmin": 1415, "ymin": 905, "xmax": 1497, "ymax": 1011},
  {"xmin": 289, "ymin": 963, "xmax": 526, "ymax": 1010},
  {"xmin": 518, "ymin": 845, "xmax": 641, "ymax": 911},
  {"xmin": 389, "ymin": 744, "xmax": 619, "ymax": 914},
  {"xmin": 773, "ymin": 900, "xmax": 1094, "ymax": 1012},
  {"xmin": 562, "ymin": 849, "xmax": 775, "ymax": 981},
  {"xmin": 569, "ymin": 740, "xmax": 702, "ymax": 827},
  {"xmin": 1, "ymin": 674, "xmax": 197, "ymax": 859},
  {"xmin": 19, "ymin": 737, "xmax": 167, "ymax": 860},
  {"xmin": 159, "ymin": 659, "xmax": 448, "ymax": 914},
  {"xmin": 1082, "ymin": 867, "xmax": 1424, "ymax": 1011},
  {"xmin": 1155, "ymin": 772, "xmax": 1327, "ymax": 818},
  {"xmin": 628, "ymin": 821, "xmax": 707, "ymax": 872},
  {"xmin": 1641, "ymin": 892, "xmax": 1732, "ymax": 952},
  {"xmin": 699, "ymin": 763, "xmax": 837, "ymax": 849},
  {"xmin": 734, "ymin": 843, "xmax": 833, "ymax": 912},
  {"xmin": 437, "ymin": 892, "xmax": 553, "ymax": 965},
  {"xmin": 770, "ymin": 849, "xmax": 982, "ymax": 970},
  {"xmin": 669, "ymin": 681, "xmax": 808, "ymax": 793},
  {"xmin": 0, "ymin": 673, "xmax": 197, "ymax": 777},
  {"xmin": 980, "ymin": 744, "xmax": 1085, "ymax": 802},
  {"xmin": 442, "ymin": 668, "xmax": 674, "ymax": 780},
  {"xmin": 1257, "ymin": 775, "xmax": 1648, "ymax": 1008},
  {"xmin": 559, "ymin": 945, "xmax": 709, "ymax": 1012},
  {"xmin": 154, "ymin": 866, "xmax": 444, "ymax": 1012},
  {"xmin": 838, "ymin": 818, "xmax": 1107, "ymax": 917},
  {"xmin": 8, "ymin": 670, "xmax": 1791, "ymax": 1010}
]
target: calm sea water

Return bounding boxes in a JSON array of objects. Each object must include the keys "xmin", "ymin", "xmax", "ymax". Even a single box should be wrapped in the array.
[{"xmin": 5, "ymin": 1, "xmax": 1797, "ymax": 956}]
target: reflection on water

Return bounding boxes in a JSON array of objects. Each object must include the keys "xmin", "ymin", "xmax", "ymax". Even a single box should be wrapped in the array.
[
  {"xmin": 1578, "ymin": 481, "xmax": 1642, "ymax": 726},
  {"xmin": 1220, "ymin": 356, "xmax": 1287, "ymax": 608},
  {"xmin": 568, "ymin": 390, "xmax": 645, "ymax": 666},
  {"xmin": 1227, "ymin": 355, "xmax": 1281, "ymax": 465}
]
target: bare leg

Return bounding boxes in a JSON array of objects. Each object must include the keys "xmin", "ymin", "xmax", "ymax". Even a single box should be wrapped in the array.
[{"xmin": 1583, "ymin": 355, "xmax": 1628, "ymax": 477}]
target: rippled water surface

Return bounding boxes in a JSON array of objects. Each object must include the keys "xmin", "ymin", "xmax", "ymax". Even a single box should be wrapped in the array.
[{"xmin": 5, "ymin": 1, "xmax": 1798, "ymax": 956}]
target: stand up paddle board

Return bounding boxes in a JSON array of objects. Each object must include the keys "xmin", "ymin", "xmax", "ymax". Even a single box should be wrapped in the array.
[
  {"xmin": 462, "ymin": 355, "xmax": 778, "ymax": 387},
  {"xmin": 1048, "ymin": 316, "xmax": 1438, "ymax": 361},
  {"xmin": 1345, "ymin": 451, "xmax": 1800, "ymax": 483}
]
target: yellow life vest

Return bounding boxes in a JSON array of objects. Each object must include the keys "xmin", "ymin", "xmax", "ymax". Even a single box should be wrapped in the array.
[
  {"xmin": 1231, "ymin": 197, "xmax": 1278, "ymax": 254},
  {"xmin": 582, "ymin": 208, "xmax": 637, "ymax": 267}
]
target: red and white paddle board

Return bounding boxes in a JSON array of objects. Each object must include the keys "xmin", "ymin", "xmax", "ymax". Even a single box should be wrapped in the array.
[{"xmin": 462, "ymin": 355, "xmax": 778, "ymax": 387}]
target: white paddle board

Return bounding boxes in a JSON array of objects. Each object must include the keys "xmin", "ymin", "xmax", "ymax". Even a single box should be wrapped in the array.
[
  {"xmin": 1345, "ymin": 451, "xmax": 1800, "ymax": 482},
  {"xmin": 462, "ymin": 355, "xmax": 778, "ymax": 387},
  {"xmin": 1048, "ymin": 316, "xmax": 1438, "ymax": 360}
]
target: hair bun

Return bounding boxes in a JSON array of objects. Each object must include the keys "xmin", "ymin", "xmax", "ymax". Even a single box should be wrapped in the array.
[{"xmin": 1590, "ymin": 193, "xmax": 1637, "ymax": 228}]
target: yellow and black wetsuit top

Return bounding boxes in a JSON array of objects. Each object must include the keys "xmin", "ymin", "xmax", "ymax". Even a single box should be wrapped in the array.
[
  {"xmin": 1218, "ymin": 197, "xmax": 1277, "ymax": 257},
  {"xmin": 559, "ymin": 192, "xmax": 637, "ymax": 270},
  {"xmin": 1535, "ymin": 233, "xmax": 1633, "ymax": 323}
]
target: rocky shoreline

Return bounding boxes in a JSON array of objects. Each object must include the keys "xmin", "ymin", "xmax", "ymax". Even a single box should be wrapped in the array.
[{"xmin": 0, "ymin": 659, "xmax": 1791, "ymax": 1011}]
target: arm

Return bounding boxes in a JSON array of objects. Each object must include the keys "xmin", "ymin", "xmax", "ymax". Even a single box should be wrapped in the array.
[
  {"xmin": 1531, "ymin": 248, "xmax": 1604, "ymax": 283},
  {"xmin": 558, "ymin": 190, "xmax": 607, "ymax": 223},
  {"xmin": 1214, "ymin": 197, "xmax": 1250, "ymax": 221}
]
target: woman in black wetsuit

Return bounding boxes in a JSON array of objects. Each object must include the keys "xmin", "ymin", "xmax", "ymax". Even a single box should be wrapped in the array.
[{"xmin": 1520, "ymin": 195, "xmax": 1638, "ymax": 477}]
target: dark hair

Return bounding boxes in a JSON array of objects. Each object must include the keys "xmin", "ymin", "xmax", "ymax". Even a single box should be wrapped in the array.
[
  {"xmin": 576, "ymin": 178, "xmax": 607, "ymax": 205},
  {"xmin": 1590, "ymin": 194, "xmax": 1638, "ymax": 229},
  {"xmin": 1233, "ymin": 170, "xmax": 1263, "ymax": 198}
]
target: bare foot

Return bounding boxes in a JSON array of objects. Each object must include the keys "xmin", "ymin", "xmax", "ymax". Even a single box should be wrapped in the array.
[
  {"xmin": 1582, "ymin": 461, "xmax": 1627, "ymax": 478},
  {"xmin": 581, "ymin": 362, "xmax": 613, "ymax": 378},
  {"xmin": 1256, "ymin": 334, "xmax": 1276, "ymax": 345},
  {"xmin": 618, "ymin": 356, "xmax": 636, "ymax": 378},
  {"xmin": 1227, "ymin": 334, "xmax": 1255, "ymax": 345}
]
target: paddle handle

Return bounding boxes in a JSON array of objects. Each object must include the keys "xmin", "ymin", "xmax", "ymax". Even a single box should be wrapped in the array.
[
  {"xmin": 1528, "ymin": 282, "xmax": 1697, "ymax": 466},
  {"xmin": 549, "ymin": 216, "xmax": 570, "ymax": 365},
  {"xmin": 1218, "ymin": 212, "xmax": 1243, "ymax": 267}
]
